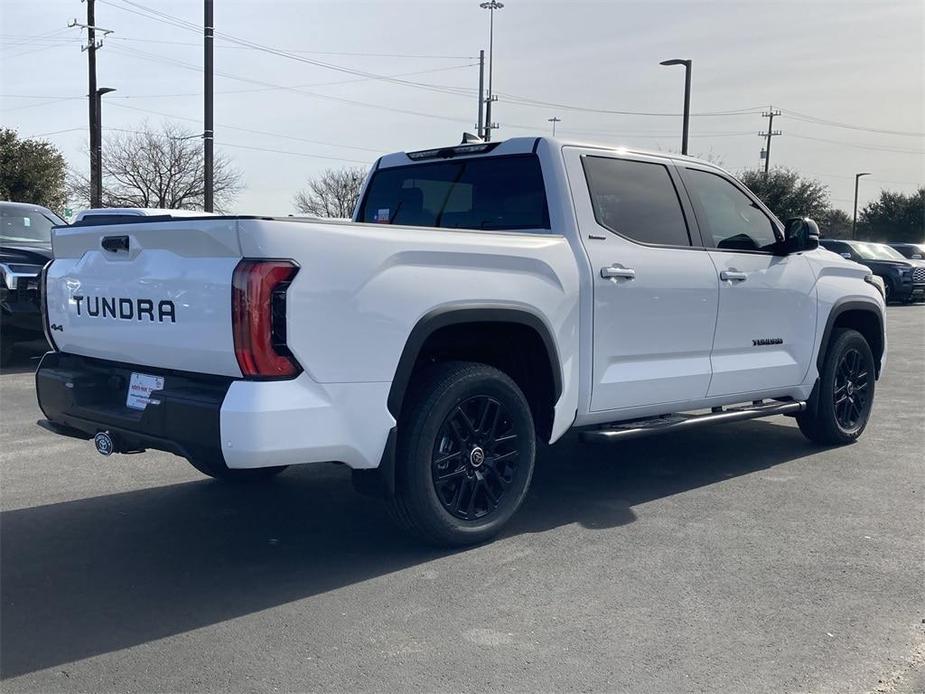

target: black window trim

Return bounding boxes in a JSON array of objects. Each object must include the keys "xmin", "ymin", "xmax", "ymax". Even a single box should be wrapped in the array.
[
  {"xmin": 579, "ymin": 153, "xmax": 707, "ymax": 251},
  {"xmin": 677, "ymin": 164, "xmax": 784, "ymax": 256},
  {"xmin": 356, "ymin": 152, "xmax": 552, "ymax": 233}
]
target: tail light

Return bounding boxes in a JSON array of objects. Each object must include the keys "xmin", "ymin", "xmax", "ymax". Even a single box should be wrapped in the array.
[
  {"xmin": 40, "ymin": 261, "xmax": 59, "ymax": 352},
  {"xmin": 232, "ymin": 259, "xmax": 301, "ymax": 379}
]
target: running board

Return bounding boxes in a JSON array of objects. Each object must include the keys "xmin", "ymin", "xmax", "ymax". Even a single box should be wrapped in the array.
[{"xmin": 580, "ymin": 400, "xmax": 806, "ymax": 443}]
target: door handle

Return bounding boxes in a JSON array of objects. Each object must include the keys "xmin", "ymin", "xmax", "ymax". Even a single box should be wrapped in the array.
[
  {"xmin": 601, "ymin": 266, "xmax": 636, "ymax": 280},
  {"xmin": 720, "ymin": 270, "xmax": 747, "ymax": 282},
  {"xmin": 101, "ymin": 235, "xmax": 130, "ymax": 253}
]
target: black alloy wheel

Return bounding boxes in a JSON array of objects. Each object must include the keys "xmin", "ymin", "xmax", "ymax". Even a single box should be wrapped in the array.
[
  {"xmin": 832, "ymin": 347, "xmax": 871, "ymax": 433},
  {"xmin": 431, "ymin": 395, "xmax": 520, "ymax": 521}
]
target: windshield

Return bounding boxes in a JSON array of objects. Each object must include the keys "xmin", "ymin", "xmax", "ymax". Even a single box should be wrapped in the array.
[
  {"xmin": 0, "ymin": 205, "xmax": 62, "ymax": 246},
  {"xmin": 865, "ymin": 243, "xmax": 906, "ymax": 260},
  {"xmin": 895, "ymin": 244, "xmax": 925, "ymax": 258},
  {"xmin": 854, "ymin": 242, "xmax": 907, "ymax": 261}
]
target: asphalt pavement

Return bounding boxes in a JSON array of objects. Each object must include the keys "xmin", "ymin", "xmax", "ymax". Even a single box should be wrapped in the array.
[{"xmin": 1, "ymin": 306, "xmax": 923, "ymax": 693}]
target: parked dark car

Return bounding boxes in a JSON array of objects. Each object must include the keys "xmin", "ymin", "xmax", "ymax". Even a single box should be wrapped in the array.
[
  {"xmin": 819, "ymin": 238, "xmax": 925, "ymax": 304},
  {"xmin": 0, "ymin": 201, "xmax": 64, "ymax": 363},
  {"xmin": 887, "ymin": 242, "xmax": 925, "ymax": 260}
]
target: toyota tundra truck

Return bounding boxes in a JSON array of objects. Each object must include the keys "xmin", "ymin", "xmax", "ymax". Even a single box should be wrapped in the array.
[{"xmin": 35, "ymin": 137, "xmax": 886, "ymax": 545}]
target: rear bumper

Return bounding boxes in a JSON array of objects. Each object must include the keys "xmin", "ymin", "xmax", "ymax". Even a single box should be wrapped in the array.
[
  {"xmin": 36, "ymin": 352, "xmax": 231, "ymax": 463},
  {"xmin": 35, "ymin": 352, "xmax": 395, "ymax": 470}
]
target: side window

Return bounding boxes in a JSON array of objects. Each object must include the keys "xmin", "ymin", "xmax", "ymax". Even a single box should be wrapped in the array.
[
  {"xmin": 582, "ymin": 156, "xmax": 692, "ymax": 247},
  {"xmin": 683, "ymin": 168, "xmax": 779, "ymax": 252}
]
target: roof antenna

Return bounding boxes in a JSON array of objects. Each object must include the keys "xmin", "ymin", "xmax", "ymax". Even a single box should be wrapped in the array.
[{"xmin": 461, "ymin": 132, "xmax": 484, "ymax": 144}]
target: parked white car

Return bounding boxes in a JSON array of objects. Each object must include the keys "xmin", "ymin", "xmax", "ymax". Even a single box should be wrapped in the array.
[{"xmin": 37, "ymin": 137, "xmax": 886, "ymax": 545}]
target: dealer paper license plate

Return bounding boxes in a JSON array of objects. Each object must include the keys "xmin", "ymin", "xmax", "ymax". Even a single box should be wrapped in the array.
[{"xmin": 127, "ymin": 372, "xmax": 165, "ymax": 411}]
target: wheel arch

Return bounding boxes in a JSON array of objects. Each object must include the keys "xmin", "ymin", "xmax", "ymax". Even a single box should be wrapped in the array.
[
  {"xmin": 818, "ymin": 300, "xmax": 885, "ymax": 379},
  {"xmin": 355, "ymin": 305, "xmax": 563, "ymax": 500},
  {"xmin": 387, "ymin": 305, "xmax": 563, "ymax": 432}
]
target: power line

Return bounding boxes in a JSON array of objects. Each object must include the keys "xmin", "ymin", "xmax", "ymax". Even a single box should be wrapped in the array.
[
  {"xmin": 217, "ymin": 142, "xmax": 371, "ymax": 165},
  {"xmin": 0, "ymin": 62, "xmax": 478, "ymax": 102},
  {"xmin": 557, "ymin": 126, "xmax": 755, "ymax": 138},
  {"xmin": 494, "ymin": 93, "xmax": 765, "ymax": 118},
  {"xmin": 104, "ymin": 45, "xmax": 477, "ymax": 125},
  {"xmin": 25, "ymin": 127, "xmax": 87, "ymax": 138},
  {"xmin": 778, "ymin": 107, "xmax": 924, "ymax": 138},
  {"xmin": 787, "ymin": 132, "xmax": 924, "ymax": 155},
  {"xmin": 106, "ymin": 36, "xmax": 474, "ymax": 59},
  {"xmin": 100, "ymin": 0, "xmax": 478, "ymax": 98},
  {"xmin": 103, "ymin": 100, "xmax": 386, "ymax": 154},
  {"xmin": 0, "ymin": 96, "xmax": 84, "ymax": 113}
]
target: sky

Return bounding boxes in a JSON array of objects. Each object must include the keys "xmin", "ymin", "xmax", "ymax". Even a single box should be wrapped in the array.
[{"xmin": 1, "ymin": 0, "xmax": 922, "ymax": 217}]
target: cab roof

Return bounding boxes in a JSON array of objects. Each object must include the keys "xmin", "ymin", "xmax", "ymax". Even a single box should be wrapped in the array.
[{"xmin": 379, "ymin": 136, "xmax": 720, "ymax": 170}]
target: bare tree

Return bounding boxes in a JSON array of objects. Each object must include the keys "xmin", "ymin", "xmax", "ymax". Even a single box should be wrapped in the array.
[
  {"xmin": 293, "ymin": 167, "xmax": 367, "ymax": 218},
  {"xmin": 69, "ymin": 121, "xmax": 242, "ymax": 211}
]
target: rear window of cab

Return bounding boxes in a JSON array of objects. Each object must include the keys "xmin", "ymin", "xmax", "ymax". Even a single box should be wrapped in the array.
[{"xmin": 358, "ymin": 154, "xmax": 550, "ymax": 232}]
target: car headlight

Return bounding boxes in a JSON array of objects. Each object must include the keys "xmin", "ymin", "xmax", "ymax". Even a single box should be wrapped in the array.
[
  {"xmin": 865, "ymin": 273, "xmax": 885, "ymax": 298},
  {"xmin": 901, "ymin": 268, "xmax": 914, "ymax": 278}
]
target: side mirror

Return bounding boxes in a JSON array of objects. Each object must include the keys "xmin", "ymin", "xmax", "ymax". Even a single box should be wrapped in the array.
[
  {"xmin": 840, "ymin": 252, "xmax": 852, "ymax": 259},
  {"xmin": 781, "ymin": 217, "xmax": 820, "ymax": 254}
]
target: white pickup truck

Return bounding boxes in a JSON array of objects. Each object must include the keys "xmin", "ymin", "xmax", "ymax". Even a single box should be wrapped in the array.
[{"xmin": 36, "ymin": 137, "xmax": 886, "ymax": 545}]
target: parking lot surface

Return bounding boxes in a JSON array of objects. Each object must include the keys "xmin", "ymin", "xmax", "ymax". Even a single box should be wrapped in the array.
[{"xmin": 1, "ymin": 306, "xmax": 923, "ymax": 693}]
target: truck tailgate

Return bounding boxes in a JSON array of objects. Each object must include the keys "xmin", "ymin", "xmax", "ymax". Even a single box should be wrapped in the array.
[{"xmin": 47, "ymin": 219, "xmax": 243, "ymax": 377}]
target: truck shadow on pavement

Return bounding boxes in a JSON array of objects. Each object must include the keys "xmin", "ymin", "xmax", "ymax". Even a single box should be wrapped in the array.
[{"xmin": 1, "ymin": 418, "xmax": 817, "ymax": 679}]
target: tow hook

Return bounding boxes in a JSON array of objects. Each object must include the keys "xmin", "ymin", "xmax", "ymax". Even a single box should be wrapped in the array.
[{"xmin": 94, "ymin": 431, "xmax": 115, "ymax": 456}]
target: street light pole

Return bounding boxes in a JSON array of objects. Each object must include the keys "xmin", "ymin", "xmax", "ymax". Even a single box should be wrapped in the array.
[
  {"xmin": 547, "ymin": 116, "xmax": 561, "ymax": 136},
  {"xmin": 93, "ymin": 87, "xmax": 116, "ymax": 207},
  {"xmin": 659, "ymin": 58, "xmax": 692, "ymax": 155},
  {"xmin": 477, "ymin": 49, "xmax": 485, "ymax": 139},
  {"xmin": 852, "ymin": 172, "xmax": 871, "ymax": 240},
  {"xmin": 480, "ymin": 1, "xmax": 503, "ymax": 142}
]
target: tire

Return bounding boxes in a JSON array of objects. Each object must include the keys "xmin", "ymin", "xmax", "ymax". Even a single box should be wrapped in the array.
[
  {"xmin": 797, "ymin": 328, "xmax": 876, "ymax": 445},
  {"xmin": 187, "ymin": 457, "xmax": 288, "ymax": 483},
  {"xmin": 388, "ymin": 361, "xmax": 536, "ymax": 547}
]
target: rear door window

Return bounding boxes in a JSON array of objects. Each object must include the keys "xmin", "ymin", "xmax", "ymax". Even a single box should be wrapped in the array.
[
  {"xmin": 582, "ymin": 156, "xmax": 692, "ymax": 246},
  {"xmin": 359, "ymin": 155, "xmax": 549, "ymax": 231}
]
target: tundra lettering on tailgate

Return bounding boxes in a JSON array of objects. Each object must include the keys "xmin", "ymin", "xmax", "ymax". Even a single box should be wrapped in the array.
[{"xmin": 73, "ymin": 295, "xmax": 176, "ymax": 323}]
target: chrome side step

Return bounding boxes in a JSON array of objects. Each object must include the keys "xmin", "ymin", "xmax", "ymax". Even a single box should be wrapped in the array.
[{"xmin": 580, "ymin": 400, "xmax": 806, "ymax": 443}]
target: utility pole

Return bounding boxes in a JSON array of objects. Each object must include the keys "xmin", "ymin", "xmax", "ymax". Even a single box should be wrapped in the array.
[
  {"xmin": 852, "ymin": 172, "xmax": 871, "ymax": 240},
  {"xmin": 204, "ymin": 0, "xmax": 214, "ymax": 212},
  {"xmin": 547, "ymin": 116, "xmax": 561, "ymax": 136},
  {"xmin": 477, "ymin": 50, "xmax": 485, "ymax": 139},
  {"xmin": 71, "ymin": 3, "xmax": 112, "ymax": 208},
  {"xmin": 759, "ymin": 106, "xmax": 782, "ymax": 174},
  {"xmin": 480, "ymin": 1, "xmax": 503, "ymax": 142},
  {"xmin": 86, "ymin": 0, "xmax": 100, "ymax": 208},
  {"xmin": 94, "ymin": 87, "xmax": 116, "ymax": 204}
]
